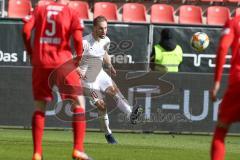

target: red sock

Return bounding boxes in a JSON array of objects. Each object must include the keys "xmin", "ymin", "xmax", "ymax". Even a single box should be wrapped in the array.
[
  {"xmin": 211, "ymin": 127, "xmax": 228, "ymax": 160},
  {"xmin": 72, "ymin": 107, "xmax": 86, "ymax": 152},
  {"xmin": 32, "ymin": 111, "xmax": 45, "ymax": 155}
]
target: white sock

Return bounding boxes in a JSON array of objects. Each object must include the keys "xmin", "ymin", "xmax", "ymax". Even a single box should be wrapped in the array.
[
  {"xmin": 113, "ymin": 92, "xmax": 132, "ymax": 118},
  {"xmin": 98, "ymin": 110, "xmax": 112, "ymax": 135}
]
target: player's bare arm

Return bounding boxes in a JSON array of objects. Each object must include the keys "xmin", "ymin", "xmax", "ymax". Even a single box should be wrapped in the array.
[{"xmin": 104, "ymin": 52, "xmax": 116, "ymax": 76}]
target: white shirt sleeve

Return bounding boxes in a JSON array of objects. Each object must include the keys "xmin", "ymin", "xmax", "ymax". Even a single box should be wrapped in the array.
[{"xmin": 82, "ymin": 39, "xmax": 89, "ymax": 54}]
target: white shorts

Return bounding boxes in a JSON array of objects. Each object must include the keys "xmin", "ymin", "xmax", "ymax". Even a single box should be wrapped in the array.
[{"xmin": 81, "ymin": 69, "xmax": 113, "ymax": 103}]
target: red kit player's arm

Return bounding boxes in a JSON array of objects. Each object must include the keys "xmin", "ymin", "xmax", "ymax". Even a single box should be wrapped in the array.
[
  {"xmin": 22, "ymin": 16, "xmax": 35, "ymax": 56},
  {"xmin": 214, "ymin": 21, "xmax": 234, "ymax": 83},
  {"xmin": 73, "ymin": 30, "xmax": 83, "ymax": 60},
  {"xmin": 70, "ymin": 8, "xmax": 84, "ymax": 63}
]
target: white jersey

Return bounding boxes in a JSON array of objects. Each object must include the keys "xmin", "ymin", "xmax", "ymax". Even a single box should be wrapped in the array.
[
  {"xmin": 80, "ymin": 33, "xmax": 110, "ymax": 73},
  {"xmin": 79, "ymin": 33, "xmax": 113, "ymax": 102},
  {"xmin": 82, "ymin": 33, "xmax": 110, "ymax": 58}
]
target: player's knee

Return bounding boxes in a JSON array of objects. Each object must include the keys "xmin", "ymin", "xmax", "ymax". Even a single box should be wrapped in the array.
[
  {"xmin": 34, "ymin": 101, "xmax": 47, "ymax": 112},
  {"xmin": 73, "ymin": 96, "xmax": 85, "ymax": 108},
  {"xmin": 216, "ymin": 120, "xmax": 230, "ymax": 129},
  {"xmin": 96, "ymin": 100, "xmax": 106, "ymax": 111}
]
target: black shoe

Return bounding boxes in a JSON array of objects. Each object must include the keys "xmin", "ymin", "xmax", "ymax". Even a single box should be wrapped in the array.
[
  {"xmin": 130, "ymin": 105, "xmax": 144, "ymax": 124},
  {"xmin": 105, "ymin": 134, "xmax": 118, "ymax": 144}
]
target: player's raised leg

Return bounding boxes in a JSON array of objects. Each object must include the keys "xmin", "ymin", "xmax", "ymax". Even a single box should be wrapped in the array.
[{"xmin": 106, "ymin": 84, "xmax": 143, "ymax": 124}]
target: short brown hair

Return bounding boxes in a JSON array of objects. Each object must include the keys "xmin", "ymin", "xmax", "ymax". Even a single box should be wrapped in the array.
[{"xmin": 93, "ymin": 16, "xmax": 107, "ymax": 26}]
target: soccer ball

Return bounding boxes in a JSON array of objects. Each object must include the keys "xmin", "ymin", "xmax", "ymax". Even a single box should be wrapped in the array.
[{"xmin": 191, "ymin": 32, "xmax": 210, "ymax": 52}]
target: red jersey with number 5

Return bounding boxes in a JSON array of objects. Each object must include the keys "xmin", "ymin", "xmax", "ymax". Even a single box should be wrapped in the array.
[{"xmin": 23, "ymin": 2, "xmax": 84, "ymax": 68}]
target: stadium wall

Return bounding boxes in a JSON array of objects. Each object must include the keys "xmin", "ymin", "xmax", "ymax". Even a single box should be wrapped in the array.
[{"xmin": 0, "ymin": 19, "xmax": 239, "ymax": 134}]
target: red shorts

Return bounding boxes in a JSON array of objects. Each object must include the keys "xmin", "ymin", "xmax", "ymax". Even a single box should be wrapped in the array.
[
  {"xmin": 218, "ymin": 84, "xmax": 240, "ymax": 124},
  {"xmin": 32, "ymin": 66, "xmax": 82, "ymax": 102}
]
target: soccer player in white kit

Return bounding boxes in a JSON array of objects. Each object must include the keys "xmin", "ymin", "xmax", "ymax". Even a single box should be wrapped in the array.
[{"xmin": 79, "ymin": 16, "xmax": 143, "ymax": 144}]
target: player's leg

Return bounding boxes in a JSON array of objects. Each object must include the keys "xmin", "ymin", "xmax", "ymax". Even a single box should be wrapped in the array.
[
  {"xmin": 85, "ymin": 69, "xmax": 117, "ymax": 144},
  {"xmin": 106, "ymin": 85, "xmax": 132, "ymax": 117},
  {"xmin": 87, "ymin": 86, "xmax": 117, "ymax": 144},
  {"xmin": 32, "ymin": 68, "xmax": 54, "ymax": 160},
  {"xmin": 105, "ymin": 83, "xmax": 143, "ymax": 124},
  {"xmin": 211, "ymin": 121, "xmax": 230, "ymax": 160},
  {"xmin": 58, "ymin": 95, "xmax": 91, "ymax": 160},
  {"xmin": 70, "ymin": 95, "xmax": 91, "ymax": 160},
  {"xmin": 211, "ymin": 86, "xmax": 240, "ymax": 160},
  {"xmin": 59, "ymin": 67, "xmax": 91, "ymax": 160},
  {"xmin": 72, "ymin": 96, "xmax": 86, "ymax": 150},
  {"xmin": 95, "ymin": 100, "xmax": 111, "ymax": 134},
  {"xmin": 98, "ymin": 70, "xmax": 134, "ymax": 119},
  {"xmin": 32, "ymin": 101, "xmax": 47, "ymax": 160},
  {"xmin": 94, "ymin": 99, "xmax": 117, "ymax": 144}
]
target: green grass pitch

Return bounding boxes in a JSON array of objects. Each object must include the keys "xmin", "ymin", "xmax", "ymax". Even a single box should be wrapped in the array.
[{"xmin": 0, "ymin": 129, "xmax": 239, "ymax": 160}]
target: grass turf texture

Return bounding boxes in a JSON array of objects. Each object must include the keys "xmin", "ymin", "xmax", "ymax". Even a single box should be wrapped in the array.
[{"xmin": 0, "ymin": 129, "xmax": 239, "ymax": 160}]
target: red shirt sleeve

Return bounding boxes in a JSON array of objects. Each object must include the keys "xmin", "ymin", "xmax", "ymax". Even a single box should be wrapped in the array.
[
  {"xmin": 70, "ymin": 10, "xmax": 84, "ymax": 32},
  {"xmin": 214, "ymin": 19, "xmax": 234, "ymax": 83},
  {"xmin": 73, "ymin": 30, "xmax": 83, "ymax": 59},
  {"xmin": 70, "ymin": 9, "xmax": 84, "ymax": 62},
  {"xmin": 22, "ymin": 7, "xmax": 37, "ymax": 55}
]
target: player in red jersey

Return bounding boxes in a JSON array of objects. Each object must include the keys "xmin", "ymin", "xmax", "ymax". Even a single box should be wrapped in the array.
[
  {"xmin": 211, "ymin": 16, "xmax": 240, "ymax": 160},
  {"xmin": 22, "ymin": 0, "xmax": 91, "ymax": 159}
]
